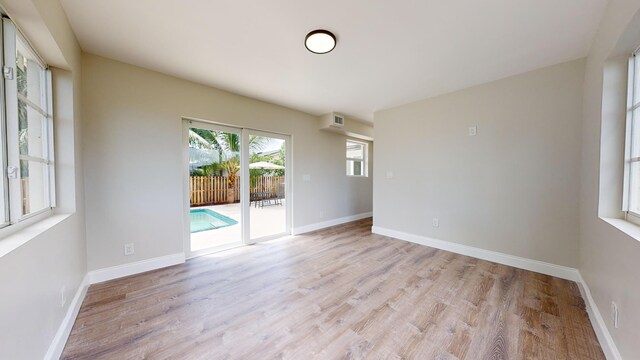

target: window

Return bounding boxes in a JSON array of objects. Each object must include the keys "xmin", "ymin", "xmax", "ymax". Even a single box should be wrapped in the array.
[
  {"xmin": 0, "ymin": 18, "xmax": 55, "ymax": 228},
  {"xmin": 625, "ymin": 51, "xmax": 640, "ymax": 222},
  {"xmin": 346, "ymin": 140, "xmax": 367, "ymax": 177}
]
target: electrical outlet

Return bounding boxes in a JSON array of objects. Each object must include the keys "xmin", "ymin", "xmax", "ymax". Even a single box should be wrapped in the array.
[
  {"xmin": 61, "ymin": 286, "xmax": 66, "ymax": 307},
  {"xmin": 124, "ymin": 243, "xmax": 135, "ymax": 256},
  {"xmin": 319, "ymin": 210, "xmax": 325, "ymax": 219},
  {"xmin": 611, "ymin": 301, "xmax": 619, "ymax": 328},
  {"xmin": 386, "ymin": 171, "xmax": 394, "ymax": 179},
  {"xmin": 303, "ymin": 174, "xmax": 311, "ymax": 182},
  {"xmin": 468, "ymin": 126, "xmax": 477, "ymax": 136},
  {"xmin": 432, "ymin": 218, "xmax": 439, "ymax": 228}
]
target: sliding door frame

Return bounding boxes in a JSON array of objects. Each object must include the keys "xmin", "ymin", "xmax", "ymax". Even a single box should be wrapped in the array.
[
  {"xmin": 182, "ymin": 118, "xmax": 293, "ymax": 258},
  {"xmin": 244, "ymin": 128, "xmax": 292, "ymax": 244},
  {"xmin": 183, "ymin": 120, "xmax": 245, "ymax": 258}
]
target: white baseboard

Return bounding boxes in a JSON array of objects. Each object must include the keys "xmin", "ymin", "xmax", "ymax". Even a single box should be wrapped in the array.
[
  {"xmin": 372, "ymin": 226, "xmax": 579, "ymax": 281},
  {"xmin": 576, "ymin": 273, "xmax": 622, "ymax": 360},
  {"xmin": 372, "ymin": 226, "xmax": 621, "ymax": 359},
  {"xmin": 43, "ymin": 228, "xmax": 621, "ymax": 360},
  {"xmin": 88, "ymin": 252, "xmax": 186, "ymax": 284},
  {"xmin": 44, "ymin": 274, "xmax": 89, "ymax": 360},
  {"xmin": 292, "ymin": 212, "xmax": 372, "ymax": 235},
  {"xmin": 44, "ymin": 254, "xmax": 187, "ymax": 358}
]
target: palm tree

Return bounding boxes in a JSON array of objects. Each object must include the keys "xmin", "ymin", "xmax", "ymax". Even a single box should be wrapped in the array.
[
  {"xmin": 188, "ymin": 129, "xmax": 215, "ymax": 149},
  {"xmin": 189, "ymin": 129, "xmax": 268, "ymax": 154},
  {"xmin": 214, "ymin": 133, "xmax": 268, "ymax": 189},
  {"xmin": 188, "ymin": 128, "xmax": 269, "ymax": 189},
  {"xmin": 214, "ymin": 132, "xmax": 240, "ymax": 189}
]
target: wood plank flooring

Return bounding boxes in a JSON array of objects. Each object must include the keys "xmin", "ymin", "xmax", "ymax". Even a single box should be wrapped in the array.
[{"xmin": 62, "ymin": 218, "xmax": 605, "ymax": 359}]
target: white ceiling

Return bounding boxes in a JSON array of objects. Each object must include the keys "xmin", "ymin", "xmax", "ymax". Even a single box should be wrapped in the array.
[{"xmin": 60, "ymin": 0, "xmax": 607, "ymax": 122}]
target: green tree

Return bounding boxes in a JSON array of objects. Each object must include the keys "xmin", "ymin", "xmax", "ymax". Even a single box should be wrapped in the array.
[
  {"xmin": 188, "ymin": 129, "xmax": 269, "ymax": 187},
  {"xmin": 17, "ymin": 57, "xmax": 29, "ymax": 177}
]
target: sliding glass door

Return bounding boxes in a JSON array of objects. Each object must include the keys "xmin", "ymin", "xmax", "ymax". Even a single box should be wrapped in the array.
[
  {"xmin": 246, "ymin": 130, "xmax": 289, "ymax": 242},
  {"xmin": 187, "ymin": 122, "xmax": 243, "ymax": 256},
  {"xmin": 184, "ymin": 120, "xmax": 291, "ymax": 257}
]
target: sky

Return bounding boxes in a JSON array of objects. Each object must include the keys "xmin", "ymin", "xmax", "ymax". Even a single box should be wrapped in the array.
[{"xmin": 259, "ymin": 137, "xmax": 284, "ymax": 154}]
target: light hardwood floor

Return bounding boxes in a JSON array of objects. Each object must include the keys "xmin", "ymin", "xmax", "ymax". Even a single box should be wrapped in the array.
[{"xmin": 62, "ymin": 218, "xmax": 605, "ymax": 359}]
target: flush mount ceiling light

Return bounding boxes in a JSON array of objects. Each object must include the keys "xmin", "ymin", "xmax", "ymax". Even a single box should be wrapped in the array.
[{"xmin": 305, "ymin": 30, "xmax": 336, "ymax": 54}]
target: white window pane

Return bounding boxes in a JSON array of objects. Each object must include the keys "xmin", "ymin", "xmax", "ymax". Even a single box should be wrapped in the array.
[
  {"xmin": 19, "ymin": 100, "xmax": 46, "ymax": 158},
  {"xmin": 0, "ymin": 180, "xmax": 6, "ymax": 225},
  {"xmin": 16, "ymin": 39, "xmax": 46, "ymax": 110},
  {"xmin": 635, "ymin": 55, "xmax": 640, "ymax": 105},
  {"xmin": 633, "ymin": 109, "xmax": 640, "ymax": 159},
  {"xmin": 347, "ymin": 160, "xmax": 363, "ymax": 176},
  {"xmin": 347, "ymin": 141, "xmax": 364, "ymax": 159},
  {"xmin": 354, "ymin": 160, "xmax": 362, "ymax": 175},
  {"xmin": 20, "ymin": 160, "xmax": 48, "ymax": 215},
  {"xmin": 3, "ymin": 19, "xmax": 54, "ymax": 223},
  {"xmin": 630, "ymin": 162, "xmax": 640, "ymax": 214}
]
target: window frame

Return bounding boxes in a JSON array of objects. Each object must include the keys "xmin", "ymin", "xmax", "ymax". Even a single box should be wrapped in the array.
[
  {"xmin": 0, "ymin": 17, "xmax": 55, "ymax": 230},
  {"xmin": 346, "ymin": 139, "xmax": 368, "ymax": 177},
  {"xmin": 624, "ymin": 50, "xmax": 640, "ymax": 226}
]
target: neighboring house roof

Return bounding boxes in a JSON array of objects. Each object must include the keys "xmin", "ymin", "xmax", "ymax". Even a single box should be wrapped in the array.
[
  {"xmin": 189, "ymin": 147, "xmax": 220, "ymax": 169},
  {"xmin": 257, "ymin": 149, "xmax": 280, "ymax": 157}
]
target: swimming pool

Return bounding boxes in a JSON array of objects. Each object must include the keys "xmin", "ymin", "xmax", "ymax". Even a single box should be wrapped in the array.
[{"xmin": 190, "ymin": 209, "xmax": 238, "ymax": 233}]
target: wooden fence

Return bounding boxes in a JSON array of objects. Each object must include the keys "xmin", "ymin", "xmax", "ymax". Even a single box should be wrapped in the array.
[
  {"xmin": 21, "ymin": 178, "xmax": 29, "ymax": 214},
  {"xmin": 190, "ymin": 176, "xmax": 285, "ymax": 206}
]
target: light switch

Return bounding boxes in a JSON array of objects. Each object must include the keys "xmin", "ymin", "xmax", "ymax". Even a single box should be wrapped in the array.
[
  {"xmin": 303, "ymin": 174, "xmax": 311, "ymax": 182},
  {"xmin": 468, "ymin": 126, "xmax": 477, "ymax": 136},
  {"xmin": 386, "ymin": 171, "xmax": 393, "ymax": 179}
]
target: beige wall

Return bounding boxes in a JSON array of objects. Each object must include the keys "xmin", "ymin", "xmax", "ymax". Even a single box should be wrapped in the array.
[
  {"xmin": 0, "ymin": 0, "xmax": 86, "ymax": 359},
  {"xmin": 579, "ymin": 1, "xmax": 640, "ymax": 358},
  {"xmin": 5, "ymin": 1, "xmax": 639, "ymax": 358},
  {"xmin": 81, "ymin": 53, "xmax": 373, "ymax": 271},
  {"xmin": 374, "ymin": 59, "xmax": 585, "ymax": 267}
]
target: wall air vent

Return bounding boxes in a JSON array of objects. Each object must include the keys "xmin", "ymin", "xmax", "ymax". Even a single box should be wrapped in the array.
[{"xmin": 332, "ymin": 113, "xmax": 345, "ymax": 127}]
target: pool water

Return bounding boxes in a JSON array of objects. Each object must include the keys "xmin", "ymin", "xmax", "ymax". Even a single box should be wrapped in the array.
[{"xmin": 190, "ymin": 209, "xmax": 238, "ymax": 233}]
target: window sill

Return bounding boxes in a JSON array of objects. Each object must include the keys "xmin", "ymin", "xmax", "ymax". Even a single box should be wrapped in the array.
[
  {"xmin": 601, "ymin": 217, "xmax": 640, "ymax": 242},
  {"xmin": 0, "ymin": 212, "xmax": 73, "ymax": 258}
]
